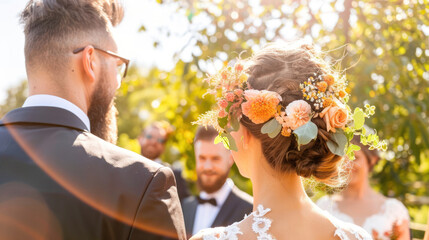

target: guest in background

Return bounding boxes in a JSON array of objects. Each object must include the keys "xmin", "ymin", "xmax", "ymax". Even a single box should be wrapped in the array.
[
  {"xmin": 317, "ymin": 136, "xmax": 410, "ymax": 240},
  {"xmin": 181, "ymin": 126, "xmax": 253, "ymax": 239},
  {"xmin": 138, "ymin": 121, "xmax": 190, "ymax": 201}
]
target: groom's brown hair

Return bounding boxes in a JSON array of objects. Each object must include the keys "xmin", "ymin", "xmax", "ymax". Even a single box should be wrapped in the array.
[
  {"xmin": 194, "ymin": 126, "xmax": 219, "ymax": 143},
  {"xmin": 20, "ymin": 0, "xmax": 123, "ymax": 74}
]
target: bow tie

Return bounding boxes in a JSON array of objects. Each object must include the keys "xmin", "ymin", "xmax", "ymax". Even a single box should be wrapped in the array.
[{"xmin": 197, "ymin": 196, "xmax": 217, "ymax": 206}]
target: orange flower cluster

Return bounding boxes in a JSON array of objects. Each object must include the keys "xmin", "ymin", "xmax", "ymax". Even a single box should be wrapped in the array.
[{"xmin": 242, "ymin": 90, "xmax": 281, "ymax": 124}]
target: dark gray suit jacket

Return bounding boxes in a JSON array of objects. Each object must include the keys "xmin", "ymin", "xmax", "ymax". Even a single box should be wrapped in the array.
[
  {"xmin": 0, "ymin": 106, "xmax": 186, "ymax": 240},
  {"xmin": 181, "ymin": 185, "xmax": 253, "ymax": 238}
]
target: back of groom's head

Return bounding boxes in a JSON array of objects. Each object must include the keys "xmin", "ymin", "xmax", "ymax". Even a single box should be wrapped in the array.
[{"xmin": 20, "ymin": 0, "xmax": 123, "ymax": 75}]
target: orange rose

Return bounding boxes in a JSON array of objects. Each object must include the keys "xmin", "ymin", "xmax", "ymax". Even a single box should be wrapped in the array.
[{"xmin": 320, "ymin": 105, "xmax": 348, "ymax": 132}]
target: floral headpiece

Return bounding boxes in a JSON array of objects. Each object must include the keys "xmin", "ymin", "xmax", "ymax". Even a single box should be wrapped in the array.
[{"xmin": 194, "ymin": 61, "xmax": 387, "ymax": 159}]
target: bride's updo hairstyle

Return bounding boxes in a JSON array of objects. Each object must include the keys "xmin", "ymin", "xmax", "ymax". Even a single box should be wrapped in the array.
[{"xmin": 241, "ymin": 43, "xmax": 346, "ymax": 185}]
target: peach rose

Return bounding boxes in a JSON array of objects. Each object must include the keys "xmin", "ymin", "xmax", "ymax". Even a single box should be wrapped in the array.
[
  {"xmin": 320, "ymin": 105, "xmax": 348, "ymax": 132},
  {"xmin": 285, "ymin": 100, "xmax": 312, "ymax": 130}
]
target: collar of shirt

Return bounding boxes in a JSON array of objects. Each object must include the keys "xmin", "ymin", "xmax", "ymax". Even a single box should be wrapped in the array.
[
  {"xmin": 154, "ymin": 158, "xmax": 162, "ymax": 164},
  {"xmin": 23, "ymin": 94, "xmax": 91, "ymax": 131},
  {"xmin": 192, "ymin": 179, "xmax": 235, "ymax": 235},
  {"xmin": 199, "ymin": 178, "xmax": 234, "ymax": 207}
]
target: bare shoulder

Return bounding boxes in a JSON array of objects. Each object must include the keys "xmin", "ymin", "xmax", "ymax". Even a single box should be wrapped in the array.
[{"xmin": 330, "ymin": 218, "xmax": 373, "ymax": 240}]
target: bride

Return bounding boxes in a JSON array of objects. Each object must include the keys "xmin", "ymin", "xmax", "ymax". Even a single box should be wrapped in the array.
[{"xmin": 193, "ymin": 42, "xmax": 381, "ymax": 240}]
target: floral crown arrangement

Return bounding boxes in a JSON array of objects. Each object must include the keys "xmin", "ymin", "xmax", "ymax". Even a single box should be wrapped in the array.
[{"xmin": 194, "ymin": 61, "xmax": 387, "ymax": 159}]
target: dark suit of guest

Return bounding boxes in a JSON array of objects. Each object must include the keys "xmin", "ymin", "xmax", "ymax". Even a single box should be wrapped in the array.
[
  {"xmin": 0, "ymin": 106, "xmax": 186, "ymax": 240},
  {"xmin": 173, "ymin": 168, "xmax": 191, "ymax": 201},
  {"xmin": 181, "ymin": 179, "xmax": 253, "ymax": 238}
]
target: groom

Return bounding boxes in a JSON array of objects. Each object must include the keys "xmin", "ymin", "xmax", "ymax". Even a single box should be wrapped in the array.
[
  {"xmin": 182, "ymin": 126, "xmax": 253, "ymax": 238},
  {"xmin": 0, "ymin": 0, "xmax": 185, "ymax": 239}
]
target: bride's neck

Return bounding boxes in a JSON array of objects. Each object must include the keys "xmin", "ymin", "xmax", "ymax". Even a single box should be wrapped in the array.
[{"xmin": 251, "ymin": 159, "xmax": 311, "ymax": 212}]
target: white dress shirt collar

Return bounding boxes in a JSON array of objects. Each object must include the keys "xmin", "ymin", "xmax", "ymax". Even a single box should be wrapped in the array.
[
  {"xmin": 154, "ymin": 158, "xmax": 163, "ymax": 165},
  {"xmin": 192, "ymin": 179, "xmax": 234, "ymax": 235},
  {"xmin": 199, "ymin": 178, "xmax": 234, "ymax": 210},
  {"xmin": 23, "ymin": 94, "xmax": 90, "ymax": 131}
]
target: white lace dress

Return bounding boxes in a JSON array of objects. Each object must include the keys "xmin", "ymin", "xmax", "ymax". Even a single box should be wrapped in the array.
[
  {"xmin": 194, "ymin": 205, "xmax": 372, "ymax": 240},
  {"xmin": 316, "ymin": 196, "xmax": 409, "ymax": 240}
]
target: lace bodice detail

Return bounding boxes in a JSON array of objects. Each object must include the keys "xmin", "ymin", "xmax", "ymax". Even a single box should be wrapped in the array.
[
  {"xmin": 194, "ymin": 204, "xmax": 372, "ymax": 240},
  {"xmin": 317, "ymin": 196, "xmax": 409, "ymax": 239}
]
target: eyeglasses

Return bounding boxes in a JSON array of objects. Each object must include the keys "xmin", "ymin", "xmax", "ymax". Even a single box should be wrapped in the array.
[
  {"xmin": 73, "ymin": 46, "xmax": 130, "ymax": 81},
  {"xmin": 145, "ymin": 134, "xmax": 166, "ymax": 144}
]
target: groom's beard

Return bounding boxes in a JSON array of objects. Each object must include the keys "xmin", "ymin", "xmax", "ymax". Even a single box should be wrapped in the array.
[
  {"xmin": 87, "ymin": 71, "xmax": 118, "ymax": 144},
  {"xmin": 197, "ymin": 170, "xmax": 229, "ymax": 194}
]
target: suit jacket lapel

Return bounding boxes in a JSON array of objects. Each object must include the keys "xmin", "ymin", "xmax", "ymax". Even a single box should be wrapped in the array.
[
  {"xmin": 184, "ymin": 197, "xmax": 198, "ymax": 236},
  {"xmin": 0, "ymin": 106, "xmax": 88, "ymax": 131},
  {"xmin": 211, "ymin": 187, "xmax": 240, "ymax": 228}
]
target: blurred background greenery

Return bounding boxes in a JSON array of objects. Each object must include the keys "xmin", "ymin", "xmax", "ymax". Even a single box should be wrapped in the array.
[{"xmin": 1, "ymin": 0, "xmax": 428, "ymax": 238}]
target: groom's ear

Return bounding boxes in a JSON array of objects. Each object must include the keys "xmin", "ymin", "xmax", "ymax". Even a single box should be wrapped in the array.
[{"xmin": 81, "ymin": 46, "xmax": 97, "ymax": 83}]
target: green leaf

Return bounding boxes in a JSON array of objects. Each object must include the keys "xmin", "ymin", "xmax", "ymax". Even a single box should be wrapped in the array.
[
  {"xmin": 294, "ymin": 121, "xmax": 318, "ymax": 146},
  {"xmin": 268, "ymin": 127, "xmax": 282, "ymax": 138},
  {"xmin": 218, "ymin": 117, "xmax": 228, "ymax": 129},
  {"xmin": 225, "ymin": 133, "xmax": 238, "ymax": 151},
  {"xmin": 327, "ymin": 130, "xmax": 348, "ymax": 156},
  {"xmin": 346, "ymin": 144, "xmax": 361, "ymax": 158},
  {"xmin": 220, "ymin": 132, "xmax": 238, "ymax": 151},
  {"xmin": 230, "ymin": 116, "xmax": 240, "ymax": 132},
  {"xmin": 353, "ymin": 108, "xmax": 365, "ymax": 130},
  {"xmin": 217, "ymin": 133, "xmax": 230, "ymax": 149},
  {"xmin": 349, "ymin": 144, "xmax": 361, "ymax": 152},
  {"xmin": 261, "ymin": 118, "xmax": 281, "ymax": 138},
  {"xmin": 214, "ymin": 135, "xmax": 223, "ymax": 144}
]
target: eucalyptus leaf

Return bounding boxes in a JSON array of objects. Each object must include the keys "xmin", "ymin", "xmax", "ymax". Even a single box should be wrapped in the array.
[
  {"xmin": 294, "ymin": 121, "xmax": 318, "ymax": 146},
  {"xmin": 221, "ymin": 132, "xmax": 238, "ymax": 151},
  {"xmin": 230, "ymin": 117, "xmax": 240, "ymax": 132},
  {"xmin": 353, "ymin": 108, "xmax": 365, "ymax": 130},
  {"xmin": 327, "ymin": 130, "xmax": 348, "ymax": 156},
  {"xmin": 226, "ymin": 134, "xmax": 238, "ymax": 151},
  {"xmin": 261, "ymin": 118, "xmax": 281, "ymax": 138},
  {"xmin": 268, "ymin": 126, "xmax": 282, "ymax": 138}
]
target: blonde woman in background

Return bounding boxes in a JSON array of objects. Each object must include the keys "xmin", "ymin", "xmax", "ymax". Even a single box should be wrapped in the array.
[{"xmin": 317, "ymin": 136, "xmax": 410, "ymax": 240}]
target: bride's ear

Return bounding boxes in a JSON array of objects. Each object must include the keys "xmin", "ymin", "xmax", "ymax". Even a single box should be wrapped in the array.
[{"xmin": 241, "ymin": 125, "xmax": 252, "ymax": 150}]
